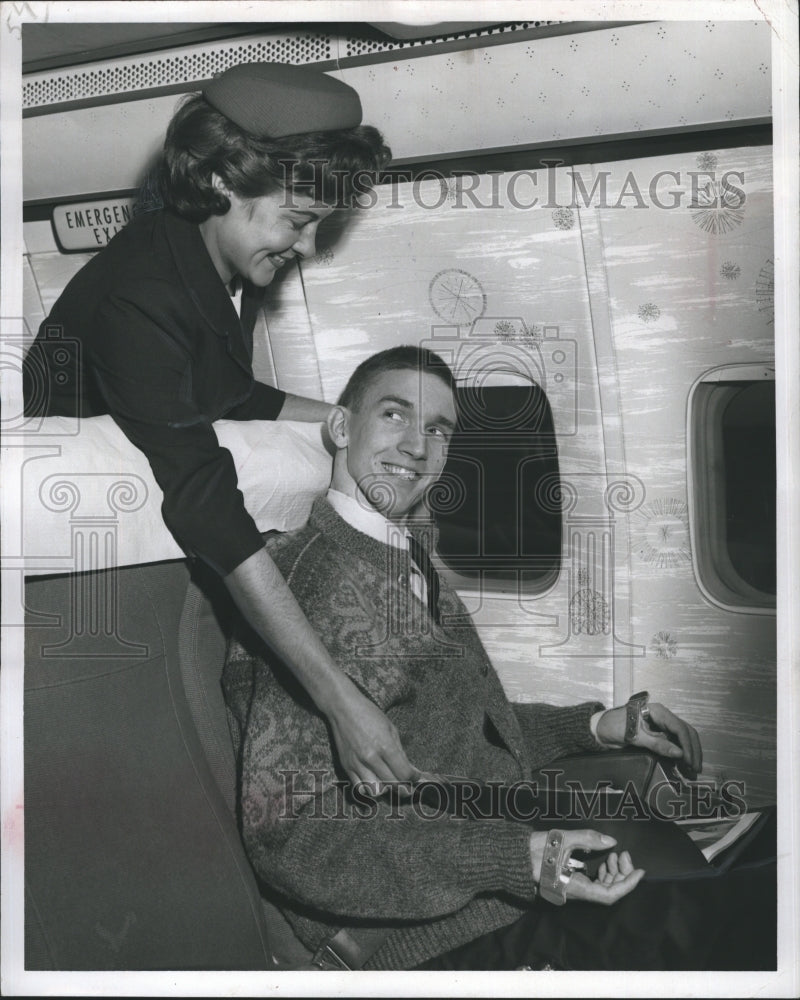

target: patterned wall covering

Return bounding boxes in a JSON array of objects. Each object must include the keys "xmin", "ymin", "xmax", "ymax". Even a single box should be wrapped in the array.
[
  {"xmin": 341, "ymin": 20, "xmax": 771, "ymax": 160},
  {"xmin": 592, "ymin": 146, "xmax": 775, "ymax": 802},
  {"xmin": 260, "ymin": 145, "xmax": 775, "ymax": 805},
  {"xmin": 21, "ymin": 22, "xmax": 562, "ymax": 110}
]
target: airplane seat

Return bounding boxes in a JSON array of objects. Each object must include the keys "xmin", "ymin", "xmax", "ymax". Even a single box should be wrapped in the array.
[
  {"xmin": 23, "ymin": 560, "xmax": 278, "ymax": 970},
  {"xmin": 23, "ymin": 556, "xmax": 686, "ymax": 972},
  {"xmin": 175, "ymin": 564, "xmax": 314, "ymax": 969}
]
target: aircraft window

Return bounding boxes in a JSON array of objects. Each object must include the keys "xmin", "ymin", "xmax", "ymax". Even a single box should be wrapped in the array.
[
  {"xmin": 432, "ymin": 382, "xmax": 561, "ymax": 594},
  {"xmin": 689, "ymin": 367, "xmax": 776, "ymax": 612}
]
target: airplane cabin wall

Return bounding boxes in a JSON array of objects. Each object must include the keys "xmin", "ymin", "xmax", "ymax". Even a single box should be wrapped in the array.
[
  {"xmin": 593, "ymin": 147, "xmax": 775, "ymax": 803},
  {"xmin": 265, "ymin": 147, "xmax": 775, "ymax": 805}
]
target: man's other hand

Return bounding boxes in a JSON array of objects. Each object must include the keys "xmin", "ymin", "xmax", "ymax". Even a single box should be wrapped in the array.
[
  {"xmin": 529, "ymin": 829, "xmax": 645, "ymax": 906},
  {"xmin": 568, "ymin": 848, "xmax": 644, "ymax": 904},
  {"xmin": 597, "ymin": 701, "xmax": 703, "ymax": 774}
]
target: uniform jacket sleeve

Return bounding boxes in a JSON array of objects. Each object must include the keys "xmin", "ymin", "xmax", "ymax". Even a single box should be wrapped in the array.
[
  {"xmin": 25, "ymin": 210, "xmax": 287, "ymax": 574},
  {"xmin": 91, "ymin": 291, "xmax": 281, "ymax": 574}
]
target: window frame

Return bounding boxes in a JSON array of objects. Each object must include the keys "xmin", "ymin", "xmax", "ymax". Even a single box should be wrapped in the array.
[{"xmin": 687, "ymin": 363, "xmax": 776, "ymax": 615}]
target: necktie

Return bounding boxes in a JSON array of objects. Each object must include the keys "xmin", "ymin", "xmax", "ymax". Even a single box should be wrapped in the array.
[{"xmin": 408, "ymin": 534, "xmax": 441, "ymax": 624}]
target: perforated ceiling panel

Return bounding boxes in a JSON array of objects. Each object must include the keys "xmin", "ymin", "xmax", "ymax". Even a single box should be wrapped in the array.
[
  {"xmin": 23, "ymin": 32, "xmax": 334, "ymax": 108},
  {"xmin": 23, "ymin": 23, "xmax": 560, "ymax": 110}
]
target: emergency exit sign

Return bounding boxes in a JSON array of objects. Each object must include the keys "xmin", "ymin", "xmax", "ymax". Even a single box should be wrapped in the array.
[{"xmin": 52, "ymin": 198, "xmax": 135, "ymax": 251}]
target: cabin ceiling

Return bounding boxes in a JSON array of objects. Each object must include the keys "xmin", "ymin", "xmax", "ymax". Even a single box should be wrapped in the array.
[
  {"xmin": 21, "ymin": 23, "xmax": 287, "ymax": 71},
  {"xmin": 21, "ymin": 21, "xmax": 526, "ymax": 72}
]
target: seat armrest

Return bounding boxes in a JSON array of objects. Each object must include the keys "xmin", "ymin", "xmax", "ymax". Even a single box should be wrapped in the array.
[
  {"xmin": 532, "ymin": 748, "xmax": 711, "ymax": 819},
  {"xmin": 534, "ymin": 748, "xmax": 663, "ymax": 797}
]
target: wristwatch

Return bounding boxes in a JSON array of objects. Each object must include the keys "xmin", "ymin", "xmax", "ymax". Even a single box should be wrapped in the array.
[{"xmin": 624, "ymin": 690, "xmax": 650, "ymax": 744}]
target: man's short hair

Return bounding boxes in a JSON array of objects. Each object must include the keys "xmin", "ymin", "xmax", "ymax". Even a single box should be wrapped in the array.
[
  {"xmin": 337, "ymin": 345, "xmax": 457, "ymax": 413},
  {"xmin": 158, "ymin": 95, "xmax": 391, "ymax": 222}
]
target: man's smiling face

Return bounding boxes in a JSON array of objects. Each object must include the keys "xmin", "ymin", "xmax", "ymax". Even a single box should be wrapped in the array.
[{"xmin": 335, "ymin": 368, "xmax": 457, "ymax": 522}]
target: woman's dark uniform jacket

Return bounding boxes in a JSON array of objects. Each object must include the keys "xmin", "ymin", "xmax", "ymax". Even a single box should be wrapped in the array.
[{"xmin": 23, "ymin": 209, "xmax": 286, "ymax": 575}]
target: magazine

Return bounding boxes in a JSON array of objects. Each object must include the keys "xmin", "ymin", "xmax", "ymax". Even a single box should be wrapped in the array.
[{"xmin": 675, "ymin": 812, "xmax": 763, "ymax": 863}]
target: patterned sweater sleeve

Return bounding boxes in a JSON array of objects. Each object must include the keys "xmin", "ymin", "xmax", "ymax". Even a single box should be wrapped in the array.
[
  {"xmin": 254, "ymin": 780, "xmax": 536, "ymax": 922},
  {"xmin": 512, "ymin": 701, "xmax": 605, "ymax": 770}
]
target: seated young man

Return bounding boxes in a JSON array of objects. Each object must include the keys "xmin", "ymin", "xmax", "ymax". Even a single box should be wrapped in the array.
[{"xmin": 223, "ymin": 346, "xmax": 775, "ymax": 972}]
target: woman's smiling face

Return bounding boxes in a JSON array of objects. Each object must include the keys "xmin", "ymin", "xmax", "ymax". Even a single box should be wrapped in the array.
[{"xmin": 200, "ymin": 178, "xmax": 333, "ymax": 287}]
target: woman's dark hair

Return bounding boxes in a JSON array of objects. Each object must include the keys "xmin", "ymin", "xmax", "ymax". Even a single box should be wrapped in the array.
[
  {"xmin": 338, "ymin": 346, "xmax": 457, "ymax": 413},
  {"xmin": 158, "ymin": 94, "xmax": 391, "ymax": 222}
]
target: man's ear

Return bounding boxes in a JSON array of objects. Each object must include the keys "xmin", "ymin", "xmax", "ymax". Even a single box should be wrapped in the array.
[{"xmin": 327, "ymin": 404, "xmax": 350, "ymax": 449}]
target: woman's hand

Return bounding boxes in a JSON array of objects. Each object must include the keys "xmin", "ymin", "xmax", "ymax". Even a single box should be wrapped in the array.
[
  {"xmin": 225, "ymin": 546, "xmax": 419, "ymax": 792},
  {"xmin": 596, "ymin": 702, "xmax": 703, "ymax": 774},
  {"xmin": 529, "ymin": 829, "xmax": 645, "ymax": 905},
  {"xmin": 325, "ymin": 677, "xmax": 421, "ymax": 791}
]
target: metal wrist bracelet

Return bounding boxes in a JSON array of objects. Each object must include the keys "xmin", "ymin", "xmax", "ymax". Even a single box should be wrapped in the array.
[
  {"xmin": 624, "ymin": 689, "xmax": 650, "ymax": 744},
  {"xmin": 538, "ymin": 830, "xmax": 584, "ymax": 905}
]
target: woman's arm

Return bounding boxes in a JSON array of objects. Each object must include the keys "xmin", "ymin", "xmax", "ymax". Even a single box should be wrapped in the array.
[
  {"xmin": 89, "ymin": 294, "xmax": 415, "ymax": 788},
  {"xmin": 225, "ymin": 546, "xmax": 419, "ymax": 788},
  {"xmin": 225, "ymin": 384, "xmax": 331, "ymax": 423},
  {"xmin": 277, "ymin": 393, "xmax": 333, "ymax": 422},
  {"xmin": 231, "ymin": 388, "xmax": 416, "ymax": 783}
]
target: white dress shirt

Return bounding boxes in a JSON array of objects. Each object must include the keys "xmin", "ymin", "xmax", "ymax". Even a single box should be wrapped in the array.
[
  {"xmin": 228, "ymin": 276, "xmax": 243, "ymax": 316},
  {"xmin": 326, "ymin": 488, "xmax": 427, "ymax": 603}
]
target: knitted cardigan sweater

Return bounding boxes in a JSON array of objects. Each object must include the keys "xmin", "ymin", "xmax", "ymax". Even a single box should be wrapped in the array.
[{"xmin": 223, "ymin": 498, "xmax": 603, "ymax": 970}]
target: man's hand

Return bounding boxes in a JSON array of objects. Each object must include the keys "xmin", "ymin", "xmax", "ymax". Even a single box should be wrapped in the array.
[
  {"xmin": 326, "ymin": 679, "xmax": 421, "ymax": 792},
  {"xmin": 596, "ymin": 701, "xmax": 703, "ymax": 774},
  {"xmin": 529, "ymin": 829, "xmax": 645, "ymax": 905}
]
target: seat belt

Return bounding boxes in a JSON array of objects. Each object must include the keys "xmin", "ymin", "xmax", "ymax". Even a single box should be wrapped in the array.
[{"xmin": 311, "ymin": 926, "xmax": 392, "ymax": 970}]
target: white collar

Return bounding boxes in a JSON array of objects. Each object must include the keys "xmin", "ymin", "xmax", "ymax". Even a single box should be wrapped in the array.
[
  {"xmin": 326, "ymin": 488, "xmax": 412, "ymax": 552},
  {"xmin": 228, "ymin": 276, "xmax": 243, "ymax": 316}
]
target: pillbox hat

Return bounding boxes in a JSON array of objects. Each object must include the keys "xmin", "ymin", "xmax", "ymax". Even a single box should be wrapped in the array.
[{"xmin": 203, "ymin": 62, "xmax": 363, "ymax": 138}]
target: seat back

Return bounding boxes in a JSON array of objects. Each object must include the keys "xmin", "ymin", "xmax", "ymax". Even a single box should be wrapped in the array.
[
  {"xmin": 24, "ymin": 560, "xmax": 274, "ymax": 970},
  {"xmin": 175, "ymin": 568, "xmax": 313, "ymax": 968}
]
